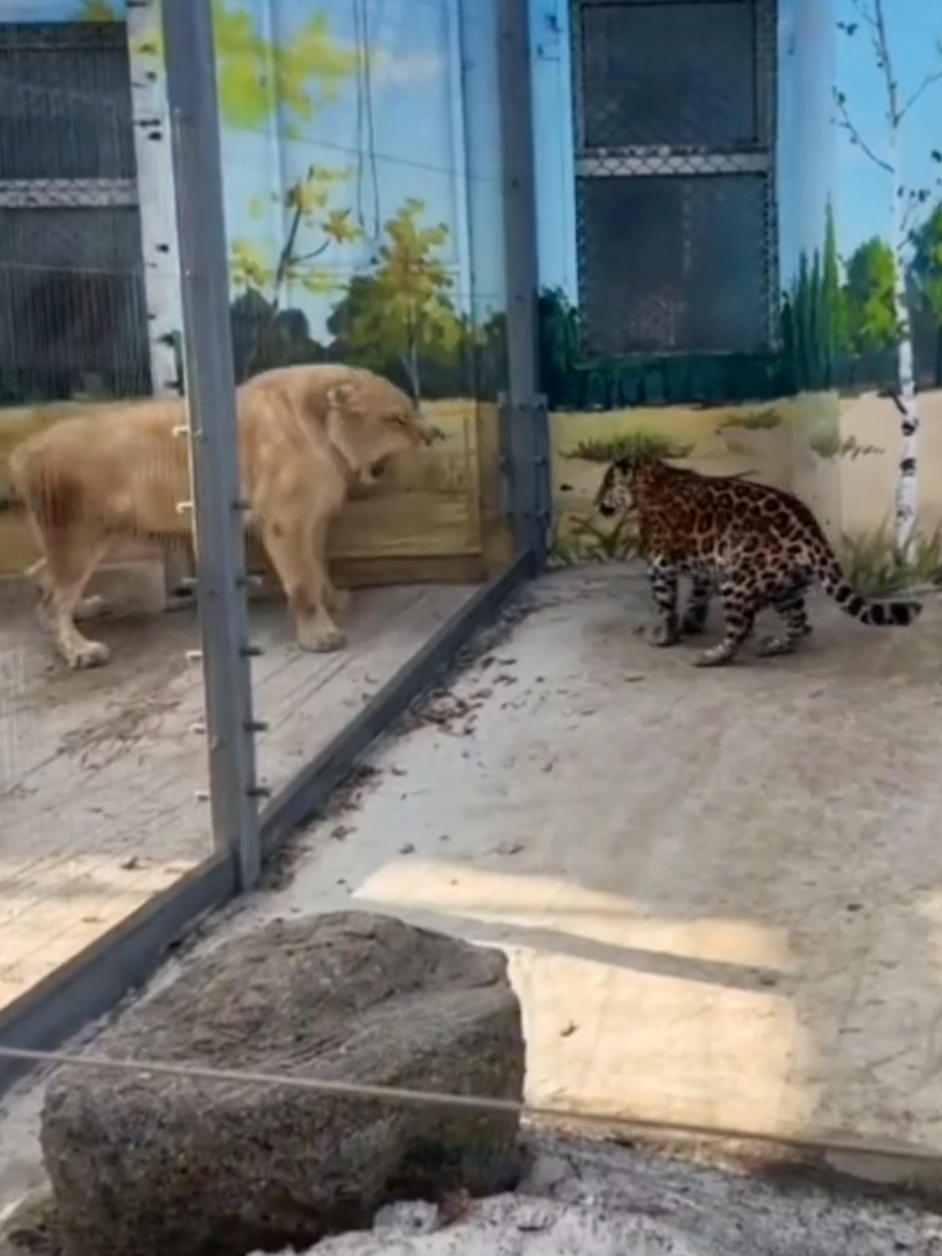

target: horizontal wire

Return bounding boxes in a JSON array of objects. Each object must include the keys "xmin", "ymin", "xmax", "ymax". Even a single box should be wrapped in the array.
[{"xmin": 0, "ymin": 1043, "xmax": 938, "ymax": 1168}]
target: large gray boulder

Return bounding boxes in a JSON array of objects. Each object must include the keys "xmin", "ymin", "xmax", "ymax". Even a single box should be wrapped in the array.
[{"xmin": 40, "ymin": 912, "xmax": 525, "ymax": 1256}]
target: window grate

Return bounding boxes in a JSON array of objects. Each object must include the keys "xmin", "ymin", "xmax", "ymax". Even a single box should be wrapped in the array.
[{"xmin": 570, "ymin": 0, "xmax": 779, "ymax": 357}]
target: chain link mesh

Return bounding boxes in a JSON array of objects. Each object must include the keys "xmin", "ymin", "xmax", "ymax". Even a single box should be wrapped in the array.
[
  {"xmin": 0, "ymin": 21, "xmax": 149, "ymax": 403},
  {"xmin": 571, "ymin": 0, "xmax": 778, "ymax": 359}
]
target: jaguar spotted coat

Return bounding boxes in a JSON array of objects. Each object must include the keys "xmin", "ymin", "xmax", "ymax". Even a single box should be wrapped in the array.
[{"xmin": 595, "ymin": 456, "xmax": 922, "ymax": 667}]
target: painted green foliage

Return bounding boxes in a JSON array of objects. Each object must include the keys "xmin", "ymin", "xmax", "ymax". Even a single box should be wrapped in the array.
[
  {"xmin": 326, "ymin": 200, "xmax": 463, "ymax": 400},
  {"xmin": 77, "ymin": 0, "xmax": 120, "ymax": 17},
  {"xmin": 536, "ymin": 180, "xmax": 942, "ymax": 408},
  {"xmin": 781, "ymin": 214, "xmax": 942, "ymax": 393},
  {"xmin": 63, "ymin": 0, "xmax": 942, "ymax": 411},
  {"xmin": 843, "ymin": 238, "xmax": 897, "ymax": 351},
  {"xmin": 910, "ymin": 203, "xmax": 942, "ymax": 358},
  {"xmin": 203, "ymin": 1, "xmax": 506, "ymax": 397},
  {"xmin": 536, "ymin": 288, "xmax": 789, "ymax": 410}
]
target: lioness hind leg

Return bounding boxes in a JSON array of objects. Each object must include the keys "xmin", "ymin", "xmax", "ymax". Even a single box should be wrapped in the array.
[
  {"xmin": 324, "ymin": 581, "xmax": 350, "ymax": 614},
  {"xmin": 40, "ymin": 535, "xmax": 112, "ymax": 669},
  {"xmin": 26, "ymin": 556, "xmax": 108, "ymax": 623},
  {"xmin": 261, "ymin": 514, "xmax": 346, "ymax": 654}
]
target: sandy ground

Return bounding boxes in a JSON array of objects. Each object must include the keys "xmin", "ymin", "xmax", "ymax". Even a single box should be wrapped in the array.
[{"xmin": 5, "ymin": 566, "xmax": 942, "ymax": 1252}]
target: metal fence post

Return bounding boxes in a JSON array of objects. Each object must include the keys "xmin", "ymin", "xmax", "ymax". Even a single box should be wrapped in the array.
[
  {"xmin": 160, "ymin": 0, "xmax": 262, "ymax": 890},
  {"xmin": 495, "ymin": 0, "xmax": 552, "ymax": 567}
]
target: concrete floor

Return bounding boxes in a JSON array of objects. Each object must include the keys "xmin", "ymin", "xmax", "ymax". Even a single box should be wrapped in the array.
[
  {"xmin": 4, "ymin": 562, "xmax": 942, "ymax": 1230},
  {"xmin": 0, "ymin": 571, "xmax": 476, "ymax": 1009},
  {"xmin": 209, "ymin": 566, "xmax": 942, "ymax": 1163}
]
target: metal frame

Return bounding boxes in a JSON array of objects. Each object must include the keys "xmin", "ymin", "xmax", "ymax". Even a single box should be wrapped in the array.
[
  {"xmin": 162, "ymin": 0, "xmax": 263, "ymax": 893},
  {"xmin": 497, "ymin": 0, "xmax": 553, "ymax": 563},
  {"xmin": 0, "ymin": 178, "xmax": 138, "ymax": 208},
  {"xmin": 0, "ymin": 0, "xmax": 548, "ymax": 1100}
]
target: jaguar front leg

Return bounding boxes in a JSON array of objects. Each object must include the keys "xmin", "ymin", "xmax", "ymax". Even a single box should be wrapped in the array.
[
  {"xmin": 680, "ymin": 573, "xmax": 712, "ymax": 636},
  {"xmin": 646, "ymin": 557, "xmax": 682, "ymax": 648}
]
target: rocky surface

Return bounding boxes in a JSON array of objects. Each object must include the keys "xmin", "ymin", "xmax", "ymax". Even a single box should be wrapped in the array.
[
  {"xmin": 248, "ymin": 1132, "xmax": 942, "ymax": 1256},
  {"xmin": 39, "ymin": 912, "xmax": 525, "ymax": 1256},
  {"xmin": 8, "ymin": 1129, "xmax": 942, "ymax": 1256}
]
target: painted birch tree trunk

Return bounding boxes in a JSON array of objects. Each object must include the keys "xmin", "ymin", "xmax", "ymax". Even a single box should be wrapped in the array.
[
  {"xmin": 125, "ymin": 0, "xmax": 184, "ymax": 398},
  {"xmin": 888, "ymin": 138, "xmax": 920, "ymax": 555},
  {"xmin": 832, "ymin": 0, "xmax": 941, "ymax": 560},
  {"xmin": 126, "ymin": 0, "xmax": 194, "ymax": 603},
  {"xmin": 869, "ymin": 0, "xmax": 921, "ymax": 557}
]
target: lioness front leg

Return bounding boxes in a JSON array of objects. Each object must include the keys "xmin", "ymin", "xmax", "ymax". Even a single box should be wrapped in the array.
[{"xmin": 261, "ymin": 516, "xmax": 346, "ymax": 653}]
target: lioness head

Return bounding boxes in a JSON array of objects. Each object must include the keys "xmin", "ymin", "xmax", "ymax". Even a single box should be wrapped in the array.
[{"xmin": 325, "ymin": 369, "xmax": 432, "ymax": 482}]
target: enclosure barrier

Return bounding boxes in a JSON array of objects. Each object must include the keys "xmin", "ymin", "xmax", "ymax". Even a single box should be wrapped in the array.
[
  {"xmin": 0, "ymin": 0, "xmax": 550, "ymax": 1099},
  {"xmin": 3, "ymin": 1040, "xmax": 941, "ymax": 1173}
]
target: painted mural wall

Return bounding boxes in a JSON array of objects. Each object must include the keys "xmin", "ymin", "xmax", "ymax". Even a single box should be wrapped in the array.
[
  {"xmin": 0, "ymin": 0, "xmax": 512, "ymax": 581},
  {"xmin": 536, "ymin": 0, "xmax": 942, "ymax": 594}
]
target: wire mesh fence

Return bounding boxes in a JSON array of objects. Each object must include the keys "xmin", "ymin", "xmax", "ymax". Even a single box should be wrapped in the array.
[
  {"xmin": 570, "ymin": 0, "xmax": 778, "ymax": 359},
  {"xmin": 0, "ymin": 14, "xmax": 217, "ymax": 1014},
  {"xmin": 0, "ymin": 0, "xmax": 523, "ymax": 1023}
]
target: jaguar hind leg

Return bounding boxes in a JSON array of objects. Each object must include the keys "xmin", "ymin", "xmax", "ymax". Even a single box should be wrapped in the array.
[
  {"xmin": 756, "ymin": 580, "xmax": 813, "ymax": 658},
  {"xmin": 680, "ymin": 573, "xmax": 712, "ymax": 636},
  {"xmin": 693, "ymin": 576, "xmax": 757, "ymax": 667}
]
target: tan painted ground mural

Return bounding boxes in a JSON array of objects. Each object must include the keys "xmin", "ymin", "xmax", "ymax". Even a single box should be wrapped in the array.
[{"xmin": 546, "ymin": 388, "xmax": 942, "ymax": 595}]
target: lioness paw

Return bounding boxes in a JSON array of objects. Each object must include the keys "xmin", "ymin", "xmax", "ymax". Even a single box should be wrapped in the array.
[
  {"xmin": 66, "ymin": 639, "xmax": 112, "ymax": 670},
  {"xmin": 297, "ymin": 623, "xmax": 347, "ymax": 654}
]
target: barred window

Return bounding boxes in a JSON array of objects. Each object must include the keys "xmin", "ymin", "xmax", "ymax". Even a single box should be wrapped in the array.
[
  {"xmin": 571, "ymin": 0, "xmax": 777, "ymax": 357},
  {"xmin": 0, "ymin": 207, "xmax": 148, "ymax": 384},
  {"xmin": 0, "ymin": 22, "xmax": 148, "ymax": 400},
  {"xmin": 0, "ymin": 23, "xmax": 136, "ymax": 181}
]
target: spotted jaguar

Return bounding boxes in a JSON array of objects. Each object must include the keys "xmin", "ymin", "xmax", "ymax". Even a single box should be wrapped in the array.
[{"xmin": 595, "ymin": 456, "xmax": 922, "ymax": 667}]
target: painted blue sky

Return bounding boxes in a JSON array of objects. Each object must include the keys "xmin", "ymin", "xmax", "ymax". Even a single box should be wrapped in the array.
[
  {"xmin": 2, "ymin": 0, "xmax": 940, "ymax": 331},
  {"xmin": 831, "ymin": 0, "xmax": 942, "ymax": 258}
]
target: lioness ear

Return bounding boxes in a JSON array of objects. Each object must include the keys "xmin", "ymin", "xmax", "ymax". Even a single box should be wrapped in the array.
[{"xmin": 327, "ymin": 382, "xmax": 356, "ymax": 411}]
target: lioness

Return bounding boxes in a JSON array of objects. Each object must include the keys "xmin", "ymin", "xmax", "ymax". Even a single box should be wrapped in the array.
[{"xmin": 9, "ymin": 363, "xmax": 432, "ymax": 669}]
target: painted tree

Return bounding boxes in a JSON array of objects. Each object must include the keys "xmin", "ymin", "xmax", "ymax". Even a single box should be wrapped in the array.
[
  {"xmin": 123, "ymin": 0, "xmax": 185, "ymax": 396},
  {"xmin": 842, "ymin": 237, "xmax": 897, "ymax": 353},
  {"xmin": 78, "ymin": 0, "xmax": 120, "ymax": 18},
  {"xmin": 139, "ymin": 1, "xmax": 363, "ymax": 376},
  {"xmin": 910, "ymin": 201, "xmax": 942, "ymax": 382},
  {"xmin": 909, "ymin": 202, "xmax": 942, "ymax": 326},
  {"xmin": 779, "ymin": 201, "xmax": 847, "ymax": 390},
  {"xmin": 821, "ymin": 200, "xmax": 847, "ymax": 355},
  {"xmin": 331, "ymin": 198, "xmax": 462, "ymax": 400},
  {"xmin": 833, "ymin": 0, "xmax": 942, "ymax": 554},
  {"xmin": 213, "ymin": 4, "xmax": 362, "ymax": 374}
]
